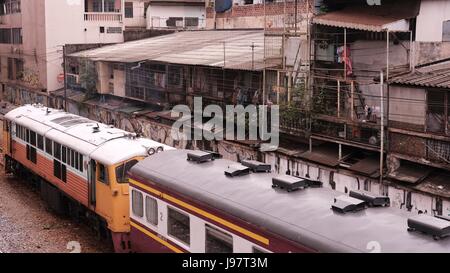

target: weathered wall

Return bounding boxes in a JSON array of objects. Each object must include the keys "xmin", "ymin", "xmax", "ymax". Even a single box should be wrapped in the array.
[
  {"xmin": 416, "ymin": 0, "xmax": 450, "ymax": 42},
  {"xmin": 2, "ymin": 86, "xmax": 450, "ymax": 219},
  {"xmin": 388, "ymin": 85, "xmax": 426, "ymax": 127}
]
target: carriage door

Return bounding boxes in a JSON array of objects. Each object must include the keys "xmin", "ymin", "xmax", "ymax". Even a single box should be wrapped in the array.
[
  {"xmin": 89, "ymin": 159, "xmax": 96, "ymax": 207},
  {"xmin": 95, "ymin": 161, "xmax": 114, "ymax": 224}
]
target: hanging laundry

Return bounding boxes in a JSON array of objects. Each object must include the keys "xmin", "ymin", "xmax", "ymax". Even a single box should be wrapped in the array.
[{"xmin": 336, "ymin": 45, "xmax": 353, "ymax": 76}]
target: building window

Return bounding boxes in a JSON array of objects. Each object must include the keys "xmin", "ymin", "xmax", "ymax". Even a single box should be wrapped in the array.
[
  {"xmin": 443, "ymin": 21, "xmax": 450, "ymax": 42},
  {"xmin": 205, "ymin": 225, "xmax": 233, "ymax": 253},
  {"xmin": 45, "ymin": 138, "xmax": 52, "ymax": 155},
  {"xmin": 103, "ymin": 0, "xmax": 116, "ymax": 12},
  {"xmin": 0, "ymin": 28, "xmax": 12, "ymax": 44},
  {"xmin": 15, "ymin": 58, "xmax": 23, "ymax": 80},
  {"xmin": 168, "ymin": 207, "xmax": 190, "ymax": 245},
  {"xmin": 11, "ymin": 28, "xmax": 22, "ymax": 44},
  {"xmin": 115, "ymin": 159, "xmax": 138, "ymax": 183},
  {"xmin": 145, "ymin": 196, "xmax": 158, "ymax": 226},
  {"xmin": 107, "ymin": 27, "xmax": 122, "ymax": 34},
  {"xmin": 92, "ymin": 0, "xmax": 103, "ymax": 12},
  {"xmin": 7, "ymin": 58, "xmax": 13, "ymax": 80},
  {"xmin": 131, "ymin": 189, "xmax": 144, "ymax": 217},
  {"xmin": 426, "ymin": 90, "xmax": 450, "ymax": 134},
  {"xmin": 124, "ymin": 2, "xmax": 133, "ymax": 18},
  {"xmin": 98, "ymin": 163, "xmax": 108, "ymax": 184}
]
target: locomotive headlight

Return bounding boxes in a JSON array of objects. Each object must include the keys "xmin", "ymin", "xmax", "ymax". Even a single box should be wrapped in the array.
[
  {"xmin": 147, "ymin": 148, "xmax": 156, "ymax": 156},
  {"xmin": 156, "ymin": 146, "xmax": 164, "ymax": 153}
]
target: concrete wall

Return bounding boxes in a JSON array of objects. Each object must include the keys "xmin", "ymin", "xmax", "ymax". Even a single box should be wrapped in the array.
[
  {"xmin": 416, "ymin": 0, "xmax": 450, "ymax": 42},
  {"xmin": 146, "ymin": 4, "xmax": 205, "ymax": 29},
  {"xmin": 44, "ymin": 0, "xmax": 125, "ymax": 93},
  {"xmin": 205, "ymin": 1, "xmax": 311, "ymax": 30},
  {"xmin": 3, "ymin": 86, "xmax": 450, "ymax": 220},
  {"xmin": 389, "ymin": 86, "xmax": 426, "ymax": 126},
  {"xmin": 0, "ymin": 1, "xmax": 47, "ymax": 90},
  {"xmin": 123, "ymin": 0, "xmax": 147, "ymax": 28}
]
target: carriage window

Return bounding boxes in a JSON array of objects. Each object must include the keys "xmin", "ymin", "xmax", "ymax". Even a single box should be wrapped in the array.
[
  {"xmin": 145, "ymin": 196, "xmax": 158, "ymax": 226},
  {"xmin": 53, "ymin": 160, "xmax": 66, "ymax": 182},
  {"xmin": 78, "ymin": 154, "xmax": 84, "ymax": 172},
  {"xmin": 26, "ymin": 145, "xmax": 37, "ymax": 164},
  {"xmin": 252, "ymin": 247, "xmax": 268, "ymax": 253},
  {"xmin": 26, "ymin": 129, "xmax": 30, "ymax": 143},
  {"xmin": 37, "ymin": 134, "xmax": 44, "ymax": 150},
  {"xmin": 62, "ymin": 146, "xmax": 67, "ymax": 163},
  {"xmin": 115, "ymin": 159, "xmax": 138, "ymax": 183},
  {"xmin": 205, "ymin": 224, "xmax": 233, "ymax": 253},
  {"xmin": 45, "ymin": 138, "xmax": 52, "ymax": 155},
  {"xmin": 131, "ymin": 190, "xmax": 144, "ymax": 217},
  {"xmin": 98, "ymin": 163, "xmax": 108, "ymax": 184},
  {"xmin": 69, "ymin": 149, "xmax": 73, "ymax": 166},
  {"xmin": 54, "ymin": 142, "xmax": 61, "ymax": 160},
  {"xmin": 29, "ymin": 131, "xmax": 36, "ymax": 146},
  {"xmin": 168, "ymin": 207, "xmax": 190, "ymax": 246}
]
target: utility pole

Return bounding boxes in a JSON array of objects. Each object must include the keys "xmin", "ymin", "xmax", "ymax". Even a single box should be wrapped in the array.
[
  {"xmin": 379, "ymin": 70, "xmax": 384, "ymax": 186},
  {"xmin": 63, "ymin": 45, "xmax": 67, "ymax": 112}
]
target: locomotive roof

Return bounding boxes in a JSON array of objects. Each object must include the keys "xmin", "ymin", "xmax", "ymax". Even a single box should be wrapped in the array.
[
  {"xmin": 130, "ymin": 149, "xmax": 450, "ymax": 253},
  {"xmin": 5, "ymin": 104, "xmax": 172, "ymax": 165}
]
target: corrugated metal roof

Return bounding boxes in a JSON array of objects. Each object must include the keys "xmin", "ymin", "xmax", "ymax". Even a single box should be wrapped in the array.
[
  {"xmin": 390, "ymin": 60, "xmax": 450, "ymax": 89},
  {"xmin": 69, "ymin": 30, "xmax": 282, "ymax": 71},
  {"xmin": 312, "ymin": 1, "xmax": 419, "ymax": 32}
]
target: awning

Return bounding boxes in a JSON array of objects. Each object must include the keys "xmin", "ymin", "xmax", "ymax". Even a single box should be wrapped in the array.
[
  {"xmin": 313, "ymin": 1, "xmax": 419, "ymax": 32},
  {"xmin": 348, "ymin": 156, "xmax": 380, "ymax": 178},
  {"xmin": 414, "ymin": 171, "xmax": 450, "ymax": 198},
  {"xmin": 387, "ymin": 161, "xmax": 432, "ymax": 184},
  {"xmin": 299, "ymin": 145, "xmax": 340, "ymax": 167}
]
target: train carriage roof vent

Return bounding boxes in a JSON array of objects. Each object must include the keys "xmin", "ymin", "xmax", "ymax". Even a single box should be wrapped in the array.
[
  {"xmin": 187, "ymin": 150, "xmax": 215, "ymax": 163},
  {"xmin": 225, "ymin": 164, "xmax": 250, "ymax": 177},
  {"xmin": 331, "ymin": 195, "xmax": 366, "ymax": 213},
  {"xmin": 349, "ymin": 190, "xmax": 390, "ymax": 207},
  {"xmin": 241, "ymin": 159, "xmax": 271, "ymax": 173},
  {"xmin": 407, "ymin": 214, "xmax": 450, "ymax": 240},
  {"xmin": 272, "ymin": 175, "xmax": 308, "ymax": 192}
]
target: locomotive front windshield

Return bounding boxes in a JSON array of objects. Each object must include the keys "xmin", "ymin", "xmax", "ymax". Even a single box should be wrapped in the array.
[{"xmin": 116, "ymin": 159, "xmax": 139, "ymax": 183}]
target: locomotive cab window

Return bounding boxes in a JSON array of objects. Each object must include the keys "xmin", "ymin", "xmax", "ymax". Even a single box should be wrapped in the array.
[
  {"xmin": 253, "ymin": 247, "xmax": 268, "ymax": 253},
  {"xmin": 98, "ymin": 163, "xmax": 108, "ymax": 184},
  {"xmin": 168, "ymin": 207, "xmax": 190, "ymax": 246},
  {"xmin": 131, "ymin": 190, "xmax": 144, "ymax": 217},
  {"xmin": 115, "ymin": 159, "xmax": 138, "ymax": 183},
  {"xmin": 205, "ymin": 224, "xmax": 233, "ymax": 253}
]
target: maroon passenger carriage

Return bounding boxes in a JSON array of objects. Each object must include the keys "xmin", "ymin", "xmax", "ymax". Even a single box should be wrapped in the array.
[{"xmin": 127, "ymin": 149, "xmax": 450, "ymax": 253}]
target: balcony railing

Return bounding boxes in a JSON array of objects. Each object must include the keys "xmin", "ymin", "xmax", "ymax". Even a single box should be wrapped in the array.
[{"xmin": 84, "ymin": 12, "xmax": 122, "ymax": 22}]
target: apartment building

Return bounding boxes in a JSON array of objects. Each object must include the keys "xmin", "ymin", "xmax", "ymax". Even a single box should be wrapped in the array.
[{"xmin": 0, "ymin": 0, "xmax": 148, "ymax": 96}]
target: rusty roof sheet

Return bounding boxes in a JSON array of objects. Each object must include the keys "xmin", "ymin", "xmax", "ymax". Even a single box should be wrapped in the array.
[
  {"xmin": 313, "ymin": 1, "xmax": 419, "ymax": 32},
  {"xmin": 389, "ymin": 60, "xmax": 450, "ymax": 89},
  {"xmin": 69, "ymin": 30, "xmax": 282, "ymax": 71}
]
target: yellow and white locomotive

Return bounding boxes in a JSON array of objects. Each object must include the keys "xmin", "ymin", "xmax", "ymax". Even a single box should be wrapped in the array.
[{"xmin": 2, "ymin": 104, "xmax": 172, "ymax": 252}]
